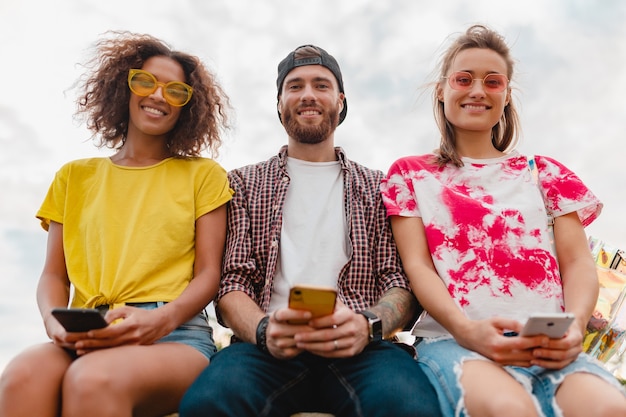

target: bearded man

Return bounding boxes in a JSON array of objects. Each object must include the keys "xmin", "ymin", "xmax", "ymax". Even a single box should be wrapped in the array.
[{"xmin": 180, "ymin": 44, "xmax": 442, "ymax": 417}]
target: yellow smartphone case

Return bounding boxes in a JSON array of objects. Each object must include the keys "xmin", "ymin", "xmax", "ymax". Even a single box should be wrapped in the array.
[{"xmin": 288, "ymin": 285, "xmax": 337, "ymax": 324}]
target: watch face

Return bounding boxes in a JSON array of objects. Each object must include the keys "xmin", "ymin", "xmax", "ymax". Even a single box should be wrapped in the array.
[
  {"xmin": 359, "ymin": 311, "xmax": 383, "ymax": 341},
  {"xmin": 370, "ymin": 317, "xmax": 383, "ymax": 341}
]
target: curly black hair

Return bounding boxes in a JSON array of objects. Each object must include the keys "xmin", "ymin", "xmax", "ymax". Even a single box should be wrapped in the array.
[{"xmin": 75, "ymin": 30, "xmax": 231, "ymax": 158}]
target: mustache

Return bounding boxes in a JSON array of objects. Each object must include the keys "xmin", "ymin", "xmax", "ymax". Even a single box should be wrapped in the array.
[{"xmin": 295, "ymin": 104, "xmax": 324, "ymax": 113}]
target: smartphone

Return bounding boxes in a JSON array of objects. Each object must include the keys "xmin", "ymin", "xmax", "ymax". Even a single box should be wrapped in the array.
[
  {"xmin": 51, "ymin": 308, "xmax": 108, "ymax": 332},
  {"xmin": 287, "ymin": 284, "xmax": 337, "ymax": 324},
  {"xmin": 519, "ymin": 313, "xmax": 575, "ymax": 338}
]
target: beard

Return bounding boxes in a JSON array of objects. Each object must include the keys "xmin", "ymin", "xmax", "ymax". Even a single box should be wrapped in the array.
[{"xmin": 282, "ymin": 104, "xmax": 339, "ymax": 144}]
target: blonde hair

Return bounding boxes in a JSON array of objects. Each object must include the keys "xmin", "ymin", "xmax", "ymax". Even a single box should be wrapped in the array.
[{"xmin": 433, "ymin": 25, "xmax": 520, "ymax": 167}]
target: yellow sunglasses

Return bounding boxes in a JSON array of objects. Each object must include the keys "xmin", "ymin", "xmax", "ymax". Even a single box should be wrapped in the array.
[{"xmin": 128, "ymin": 69, "xmax": 193, "ymax": 107}]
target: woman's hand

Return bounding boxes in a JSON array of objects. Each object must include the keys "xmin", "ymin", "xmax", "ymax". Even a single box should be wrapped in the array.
[
  {"xmin": 527, "ymin": 324, "xmax": 583, "ymax": 369},
  {"xmin": 453, "ymin": 317, "xmax": 546, "ymax": 367},
  {"xmin": 44, "ymin": 313, "xmax": 87, "ymax": 351},
  {"xmin": 73, "ymin": 306, "xmax": 176, "ymax": 355}
]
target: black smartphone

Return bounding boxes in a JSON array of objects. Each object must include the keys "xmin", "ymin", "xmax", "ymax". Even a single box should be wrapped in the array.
[{"xmin": 51, "ymin": 308, "xmax": 108, "ymax": 332}]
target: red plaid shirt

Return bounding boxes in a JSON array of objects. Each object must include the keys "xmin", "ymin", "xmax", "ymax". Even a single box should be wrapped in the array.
[{"xmin": 217, "ymin": 146, "xmax": 409, "ymax": 318}]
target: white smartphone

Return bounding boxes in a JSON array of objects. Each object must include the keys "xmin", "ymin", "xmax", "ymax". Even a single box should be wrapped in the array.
[{"xmin": 519, "ymin": 313, "xmax": 575, "ymax": 338}]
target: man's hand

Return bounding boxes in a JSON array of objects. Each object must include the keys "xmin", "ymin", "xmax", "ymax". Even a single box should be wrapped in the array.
[
  {"xmin": 291, "ymin": 302, "xmax": 370, "ymax": 358},
  {"xmin": 265, "ymin": 308, "xmax": 310, "ymax": 359},
  {"xmin": 267, "ymin": 302, "xmax": 371, "ymax": 359}
]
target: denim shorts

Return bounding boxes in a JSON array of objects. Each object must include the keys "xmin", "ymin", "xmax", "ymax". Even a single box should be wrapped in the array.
[
  {"xmin": 415, "ymin": 337, "xmax": 625, "ymax": 417},
  {"xmin": 98, "ymin": 301, "xmax": 217, "ymax": 360}
]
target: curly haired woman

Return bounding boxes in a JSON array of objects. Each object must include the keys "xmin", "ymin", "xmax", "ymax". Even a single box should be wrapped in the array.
[{"xmin": 0, "ymin": 31, "xmax": 233, "ymax": 417}]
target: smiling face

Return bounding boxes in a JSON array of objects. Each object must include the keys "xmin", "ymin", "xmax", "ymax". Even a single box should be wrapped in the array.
[
  {"xmin": 278, "ymin": 65, "xmax": 344, "ymax": 144},
  {"xmin": 437, "ymin": 48, "xmax": 511, "ymax": 141},
  {"xmin": 127, "ymin": 56, "xmax": 185, "ymax": 140}
]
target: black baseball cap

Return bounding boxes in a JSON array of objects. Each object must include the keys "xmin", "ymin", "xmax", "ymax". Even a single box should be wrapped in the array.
[{"xmin": 276, "ymin": 44, "xmax": 348, "ymax": 125}]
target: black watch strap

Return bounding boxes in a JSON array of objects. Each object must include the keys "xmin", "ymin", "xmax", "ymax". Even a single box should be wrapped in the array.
[
  {"xmin": 357, "ymin": 310, "xmax": 383, "ymax": 342},
  {"xmin": 256, "ymin": 315, "xmax": 270, "ymax": 353}
]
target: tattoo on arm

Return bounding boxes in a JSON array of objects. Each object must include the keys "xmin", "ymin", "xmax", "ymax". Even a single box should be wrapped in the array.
[{"xmin": 369, "ymin": 287, "xmax": 418, "ymax": 338}]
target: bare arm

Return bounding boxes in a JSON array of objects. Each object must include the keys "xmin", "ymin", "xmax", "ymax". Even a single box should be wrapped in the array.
[
  {"xmin": 528, "ymin": 212, "xmax": 597, "ymax": 369},
  {"xmin": 366, "ymin": 287, "xmax": 417, "ymax": 339},
  {"xmin": 36, "ymin": 221, "xmax": 73, "ymax": 339},
  {"xmin": 217, "ymin": 290, "xmax": 266, "ymax": 344},
  {"xmin": 554, "ymin": 212, "xmax": 598, "ymax": 334},
  {"xmin": 390, "ymin": 216, "xmax": 469, "ymax": 335}
]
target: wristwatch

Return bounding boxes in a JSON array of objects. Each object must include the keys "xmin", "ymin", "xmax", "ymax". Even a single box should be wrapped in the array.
[{"xmin": 357, "ymin": 310, "xmax": 383, "ymax": 342}]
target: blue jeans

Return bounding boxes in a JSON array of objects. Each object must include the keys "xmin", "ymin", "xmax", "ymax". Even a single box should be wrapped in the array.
[
  {"xmin": 180, "ymin": 340, "xmax": 441, "ymax": 417},
  {"xmin": 415, "ymin": 337, "xmax": 626, "ymax": 417}
]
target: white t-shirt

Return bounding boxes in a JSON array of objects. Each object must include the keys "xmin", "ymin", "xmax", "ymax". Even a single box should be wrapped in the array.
[
  {"xmin": 268, "ymin": 157, "xmax": 348, "ymax": 311},
  {"xmin": 381, "ymin": 151, "xmax": 602, "ymax": 337}
]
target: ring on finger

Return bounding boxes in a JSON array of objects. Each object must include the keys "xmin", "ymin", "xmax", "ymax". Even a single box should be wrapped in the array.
[{"xmin": 334, "ymin": 340, "xmax": 339, "ymax": 350}]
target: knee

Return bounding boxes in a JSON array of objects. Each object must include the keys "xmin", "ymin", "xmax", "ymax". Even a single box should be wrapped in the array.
[
  {"xmin": 357, "ymin": 381, "xmax": 440, "ymax": 416},
  {"xmin": 590, "ymin": 401, "xmax": 626, "ymax": 417},
  {"xmin": 179, "ymin": 384, "xmax": 211, "ymax": 416},
  {"xmin": 381, "ymin": 391, "xmax": 440, "ymax": 417},
  {"xmin": 380, "ymin": 397, "xmax": 440, "ymax": 417},
  {"xmin": 63, "ymin": 361, "xmax": 116, "ymax": 399},
  {"xmin": 179, "ymin": 372, "xmax": 226, "ymax": 416},
  {"xmin": 0, "ymin": 361, "xmax": 32, "ymax": 395},
  {"xmin": 473, "ymin": 395, "xmax": 537, "ymax": 417},
  {"xmin": 0, "ymin": 349, "xmax": 62, "ymax": 393},
  {"xmin": 179, "ymin": 386, "xmax": 235, "ymax": 417},
  {"xmin": 179, "ymin": 366, "xmax": 268, "ymax": 417}
]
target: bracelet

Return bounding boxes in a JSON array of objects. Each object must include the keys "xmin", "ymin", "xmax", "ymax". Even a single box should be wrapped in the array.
[{"xmin": 255, "ymin": 315, "xmax": 270, "ymax": 353}]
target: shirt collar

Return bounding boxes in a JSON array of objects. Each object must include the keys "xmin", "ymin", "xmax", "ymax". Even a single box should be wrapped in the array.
[{"xmin": 277, "ymin": 145, "xmax": 350, "ymax": 170}]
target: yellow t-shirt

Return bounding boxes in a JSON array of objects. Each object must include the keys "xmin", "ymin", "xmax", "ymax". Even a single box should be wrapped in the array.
[{"xmin": 37, "ymin": 157, "xmax": 233, "ymax": 308}]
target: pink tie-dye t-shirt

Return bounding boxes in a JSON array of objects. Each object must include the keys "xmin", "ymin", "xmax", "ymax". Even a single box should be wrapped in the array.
[{"xmin": 381, "ymin": 151, "xmax": 602, "ymax": 337}]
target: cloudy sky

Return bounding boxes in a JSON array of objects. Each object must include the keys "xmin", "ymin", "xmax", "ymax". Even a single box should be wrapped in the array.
[{"xmin": 1, "ymin": 0, "xmax": 625, "ymax": 371}]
